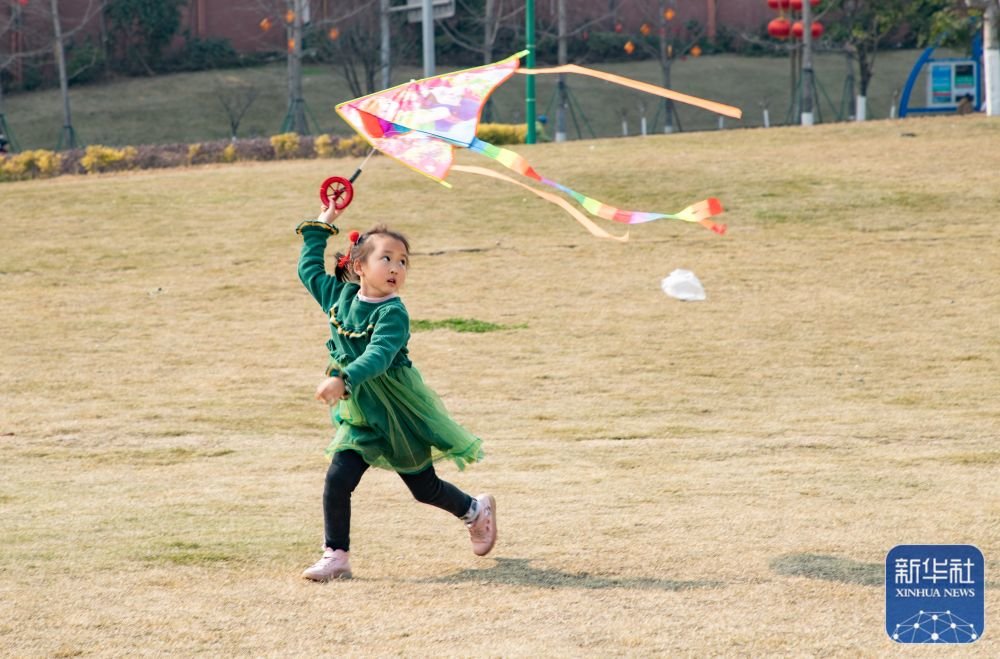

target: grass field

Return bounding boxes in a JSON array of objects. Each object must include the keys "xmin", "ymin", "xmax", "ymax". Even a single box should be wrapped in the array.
[
  {"xmin": 2, "ymin": 115, "xmax": 999, "ymax": 656},
  {"xmin": 2, "ymin": 49, "xmax": 954, "ymax": 150}
]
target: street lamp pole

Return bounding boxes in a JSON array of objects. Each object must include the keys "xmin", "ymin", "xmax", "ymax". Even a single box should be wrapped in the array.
[{"xmin": 526, "ymin": 0, "xmax": 536, "ymax": 144}]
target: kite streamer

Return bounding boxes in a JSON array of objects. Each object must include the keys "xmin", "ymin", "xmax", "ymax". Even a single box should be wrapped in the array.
[
  {"xmin": 452, "ymin": 164, "xmax": 629, "ymax": 242},
  {"xmin": 517, "ymin": 64, "xmax": 742, "ymax": 120},
  {"xmin": 335, "ymin": 52, "xmax": 736, "ymax": 237},
  {"xmin": 468, "ymin": 137, "xmax": 726, "ymax": 234}
]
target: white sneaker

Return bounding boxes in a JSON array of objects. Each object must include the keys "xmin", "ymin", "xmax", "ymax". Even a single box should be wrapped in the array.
[
  {"xmin": 466, "ymin": 494, "xmax": 497, "ymax": 556},
  {"xmin": 302, "ymin": 548, "xmax": 352, "ymax": 581}
]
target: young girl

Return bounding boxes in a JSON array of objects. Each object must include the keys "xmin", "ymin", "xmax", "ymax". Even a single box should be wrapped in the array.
[{"xmin": 296, "ymin": 204, "xmax": 497, "ymax": 581}]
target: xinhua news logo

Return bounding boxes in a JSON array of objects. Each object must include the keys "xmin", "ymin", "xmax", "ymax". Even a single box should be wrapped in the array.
[{"xmin": 886, "ymin": 544, "xmax": 984, "ymax": 644}]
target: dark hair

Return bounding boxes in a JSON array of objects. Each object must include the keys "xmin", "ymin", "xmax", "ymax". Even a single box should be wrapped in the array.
[{"xmin": 334, "ymin": 224, "xmax": 411, "ymax": 283}]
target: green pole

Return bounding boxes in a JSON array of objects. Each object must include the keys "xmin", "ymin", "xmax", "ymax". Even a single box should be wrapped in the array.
[{"xmin": 525, "ymin": 0, "xmax": 536, "ymax": 144}]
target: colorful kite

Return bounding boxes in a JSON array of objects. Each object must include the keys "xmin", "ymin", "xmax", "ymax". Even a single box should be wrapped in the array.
[{"xmin": 327, "ymin": 51, "xmax": 741, "ymax": 238}]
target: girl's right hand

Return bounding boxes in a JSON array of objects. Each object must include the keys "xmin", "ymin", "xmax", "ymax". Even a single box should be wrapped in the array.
[{"xmin": 315, "ymin": 376, "xmax": 346, "ymax": 405}]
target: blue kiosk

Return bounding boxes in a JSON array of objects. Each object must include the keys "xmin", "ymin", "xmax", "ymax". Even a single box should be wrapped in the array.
[{"xmin": 899, "ymin": 37, "xmax": 983, "ymax": 117}]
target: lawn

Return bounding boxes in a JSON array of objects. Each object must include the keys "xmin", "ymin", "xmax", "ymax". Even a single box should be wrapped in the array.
[
  {"xmin": 1, "ymin": 115, "xmax": 998, "ymax": 655},
  {"xmin": 2, "ymin": 48, "xmax": 957, "ymax": 150}
]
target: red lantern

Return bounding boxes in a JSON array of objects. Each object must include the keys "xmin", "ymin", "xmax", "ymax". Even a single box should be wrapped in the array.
[
  {"xmin": 767, "ymin": 0, "xmax": 780, "ymax": 9},
  {"xmin": 778, "ymin": 0, "xmax": 792, "ymax": 8},
  {"xmin": 792, "ymin": 21, "xmax": 825, "ymax": 38},
  {"xmin": 767, "ymin": 17, "xmax": 792, "ymax": 39}
]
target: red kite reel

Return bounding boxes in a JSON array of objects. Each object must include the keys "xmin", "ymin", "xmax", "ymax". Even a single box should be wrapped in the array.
[{"xmin": 319, "ymin": 176, "xmax": 354, "ymax": 210}]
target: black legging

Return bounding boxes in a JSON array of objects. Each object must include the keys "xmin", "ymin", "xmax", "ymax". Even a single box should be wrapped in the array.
[{"xmin": 323, "ymin": 449, "xmax": 473, "ymax": 551}]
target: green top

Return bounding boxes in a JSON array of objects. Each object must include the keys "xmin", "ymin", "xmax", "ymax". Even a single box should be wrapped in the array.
[
  {"xmin": 296, "ymin": 221, "xmax": 412, "ymax": 388},
  {"xmin": 295, "ymin": 220, "xmax": 483, "ymax": 473}
]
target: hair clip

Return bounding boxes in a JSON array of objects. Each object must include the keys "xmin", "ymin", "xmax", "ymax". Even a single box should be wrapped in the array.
[{"xmin": 337, "ymin": 231, "xmax": 362, "ymax": 269}]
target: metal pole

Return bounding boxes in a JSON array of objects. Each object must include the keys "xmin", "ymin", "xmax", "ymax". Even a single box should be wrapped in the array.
[
  {"xmin": 800, "ymin": 0, "xmax": 815, "ymax": 125},
  {"xmin": 555, "ymin": 0, "xmax": 567, "ymax": 142},
  {"xmin": 984, "ymin": 3, "xmax": 1000, "ymax": 115},
  {"xmin": 526, "ymin": 0, "xmax": 536, "ymax": 144},
  {"xmin": 422, "ymin": 0, "xmax": 435, "ymax": 77}
]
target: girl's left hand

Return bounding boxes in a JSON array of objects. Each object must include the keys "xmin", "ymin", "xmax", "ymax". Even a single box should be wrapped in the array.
[
  {"xmin": 318, "ymin": 203, "xmax": 341, "ymax": 225},
  {"xmin": 315, "ymin": 376, "xmax": 345, "ymax": 404}
]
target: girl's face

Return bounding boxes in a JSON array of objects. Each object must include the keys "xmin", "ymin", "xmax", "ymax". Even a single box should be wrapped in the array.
[{"xmin": 354, "ymin": 235, "xmax": 408, "ymax": 299}]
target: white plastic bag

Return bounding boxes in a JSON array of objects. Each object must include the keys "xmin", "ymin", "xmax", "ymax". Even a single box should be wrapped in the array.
[{"xmin": 661, "ymin": 269, "xmax": 706, "ymax": 301}]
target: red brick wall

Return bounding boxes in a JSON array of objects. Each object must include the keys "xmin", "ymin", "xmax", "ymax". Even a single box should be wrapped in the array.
[
  {"xmin": 532, "ymin": 0, "xmax": 773, "ymax": 37},
  {"xmin": 5, "ymin": 0, "xmax": 775, "ymax": 70}
]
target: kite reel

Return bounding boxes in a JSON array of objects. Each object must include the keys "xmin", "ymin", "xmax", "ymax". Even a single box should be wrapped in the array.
[
  {"xmin": 319, "ymin": 148, "xmax": 375, "ymax": 211},
  {"xmin": 319, "ymin": 176, "xmax": 354, "ymax": 210}
]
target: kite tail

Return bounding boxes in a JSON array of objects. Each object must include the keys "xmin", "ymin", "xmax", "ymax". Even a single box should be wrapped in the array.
[
  {"xmin": 673, "ymin": 198, "xmax": 728, "ymax": 235},
  {"xmin": 468, "ymin": 138, "xmax": 726, "ymax": 231}
]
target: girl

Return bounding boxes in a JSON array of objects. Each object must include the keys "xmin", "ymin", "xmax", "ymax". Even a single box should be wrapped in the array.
[{"xmin": 296, "ymin": 204, "xmax": 497, "ymax": 581}]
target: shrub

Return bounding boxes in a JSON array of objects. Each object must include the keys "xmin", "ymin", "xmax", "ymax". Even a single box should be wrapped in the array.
[
  {"xmin": 270, "ymin": 132, "xmax": 301, "ymax": 159},
  {"xmin": 314, "ymin": 134, "xmax": 335, "ymax": 158},
  {"xmin": 173, "ymin": 36, "xmax": 241, "ymax": 71},
  {"xmin": 67, "ymin": 39, "xmax": 108, "ymax": 86},
  {"xmin": 335, "ymin": 134, "xmax": 369, "ymax": 157},
  {"xmin": 233, "ymin": 137, "xmax": 274, "ymax": 162},
  {"xmin": 130, "ymin": 143, "xmax": 188, "ymax": 170},
  {"xmin": 0, "ymin": 149, "xmax": 63, "ymax": 181},
  {"xmin": 1, "ymin": 133, "xmax": 377, "ymax": 183},
  {"xmin": 175, "ymin": 139, "xmax": 235, "ymax": 166},
  {"xmin": 477, "ymin": 123, "xmax": 526, "ymax": 145},
  {"xmin": 80, "ymin": 145, "xmax": 137, "ymax": 174}
]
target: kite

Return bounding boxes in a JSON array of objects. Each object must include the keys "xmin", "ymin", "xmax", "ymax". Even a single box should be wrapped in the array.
[{"xmin": 322, "ymin": 51, "xmax": 741, "ymax": 238}]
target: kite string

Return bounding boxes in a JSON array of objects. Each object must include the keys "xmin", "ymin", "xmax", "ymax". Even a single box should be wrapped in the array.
[{"xmin": 349, "ymin": 147, "xmax": 377, "ymax": 183}]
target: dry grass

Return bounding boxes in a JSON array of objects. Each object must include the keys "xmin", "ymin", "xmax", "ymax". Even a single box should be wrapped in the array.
[{"xmin": 1, "ymin": 116, "xmax": 999, "ymax": 656}]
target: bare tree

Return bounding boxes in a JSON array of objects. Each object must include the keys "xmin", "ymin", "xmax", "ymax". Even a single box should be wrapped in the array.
[
  {"xmin": 216, "ymin": 77, "xmax": 260, "ymax": 141},
  {"xmin": 247, "ymin": 0, "xmax": 379, "ymax": 131},
  {"xmin": 319, "ymin": 1, "xmax": 384, "ymax": 98},
  {"xmin": 627, "ymin": 0, "xmax": 704, "ymax": 133},
  {"xmin": 825, "ymin": 0, "xmax": 950, "ymax": 120},
  {"xmin": 1, "ymin": 0, "xmax": 104, "ymax": 149},
  {"xmin": 437, "ymin": 0, "xmax": 522, "ymax": 65}
]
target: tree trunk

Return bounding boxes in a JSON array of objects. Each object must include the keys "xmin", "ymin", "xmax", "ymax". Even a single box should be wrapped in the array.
[
  {"xmin": 50, "ymin": 0, "xmax": 77, "ymax": 149},
  {"xmin": 286, "ymin": 0, "xmax": 307, "ymax": 134},
  {"xmin": 845, "ymin": 51, "xmax": 857, "ymax": 120},
  {"xmin": 483, "ymin": 0, "xmax": 496, "ymax": 64},
  {"xmin": 659, "ymin": 0, "xmax": 676, "ymax": 133},
  {"xmin": 481, "ymin": 0, "xmax": 496, "ymax": 121},
  {"xmin": 800, "ymin": 0, "xmax": 814, "ymax": 125},
  {"xmin": 380, "ymin": 0, "xmax": 391, "ymax": 89},
  {"xmin": 857, "ymin": 47, "xmax": 872, "ymax": 121}
]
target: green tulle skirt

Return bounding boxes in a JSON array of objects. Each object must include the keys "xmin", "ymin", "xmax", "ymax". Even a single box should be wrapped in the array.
[{"xmin": 325, "ymin": 362, "xmax": 484, "ymax": 474}]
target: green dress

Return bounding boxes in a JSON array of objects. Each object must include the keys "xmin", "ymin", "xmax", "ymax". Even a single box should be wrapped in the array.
[{"xmin": 296, "ymin": 221, "xmax": 484, "ymax": 473}]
